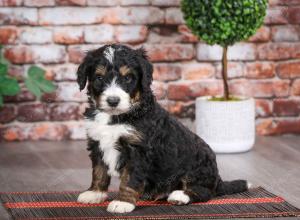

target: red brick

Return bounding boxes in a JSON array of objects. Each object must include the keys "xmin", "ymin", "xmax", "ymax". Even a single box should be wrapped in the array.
[
  {"xmin": 248, "ymin": 26, "xmax": 271, "ymax": 42},
  {"xmin": 49, "ymin": 82, "xmax": 88, "ymax": 102},
  {"xmin": 66, "ymin": 121, "xmax": 86, "ymax": 140},
  {"xmin": 148, "ymin": 27, "xmax": 181, "ymax": 44},
  {"xmin": 277, "ymin": 61, "xmax": 300, "ymax": 78},
  {"xmin": 272, "ymin": 25, "xmax": 299, "ymax": 42},
  {"xmin": 87, "ymin": 0, "xmax": 118, "ymax": 6},
  {"xmin": 0, "ymin": 0, "xmax": 22, "ymax": 6},
  {"xmin": 54, "ymin": 27, "xmax": 84, "ymax": 44},
  {"xmin": 0, "ymin": 125, "xmax": 27, "ymax": 141},
  {"xmin": 255, "ymin": 99, "xmax": 272, "ymax": 117},
  {"xmin": 153, "ymin": 63, "xmax": 181, "ymax": 81},
  {"xmin": 151, "ymin": 81, "xmax": 166, "ymax": 100},
  {"xmin": 28, "ymin": 123, "xmax": 70, "ymax": 140},
  {"xmin": 120, "ymin": 0, "xmax": 149, "ymax": 5},
  {"xmin": 115, "ymin": 25, "xmax": 148, "ymax": 43},
  {"xmin": 197, "ymin": 44, "xmax": 222, "ymax": 61},
  {"xmin": 167, "ymin": 101, "xmax": 195, "ymax": 118},
  {"xmin": 4, "ymin": 46, "xmax": 34, "ymax": 64},
  {"xmin": 216, "ymin": 62, "xmax": 243, "ymax": 79},
  {"xmin": 0, "ymin": 8, "xmax": 38, "ymax": 25},
  {"xmin": 33, "ymin": 45, "xmax": 66, "ymax": 64},
  {"xmin": 230, "ymin": 80, "xmax": 290, "ymax": 98},
  {"xmin": 287, "ymin": 6, "xmax": 300, "ymax": 23},
  {"xmin": 68, "ymin": 46, "xmax": 85, "ymax": 64},
  {"xmin": 39, "ymin": 7, "xmax": 105, "ymax": 25},
  {"xmin": 50, "ymin": 64, "xmax": 78, "ymax": 81},
  {"xmin": 4, "ymin": 89, "xmax": 36, "ymax": 102},
  {"xmin": 256, "ymin": 119, "xmax": 274, "ymax": 135},
  {"xmin": 183, "ymin": 62, "xmax": 215, "ymax": 80},
  {"xmin": 165, "ymin": 8, "xmax": 184, "ymax": 24},
  {"xmin": 197, "ymin": 43, "xmax": 256, "ymax": 61},
  {"xmin": 292, "ymin": 79, "xmax": 300, "ymax": 95},
  {"xmin": 274, "ymin": 99, "xmax": 300, "ymax": 116},
  {"xmin": 24, "ymin": 0, "xmax": 55, "ymax": 6},
  {"xmin": 257, "ymin": 118, "xmax": 300, "ymax": 135},
  {"xmin": 0, "ymin": 105, "xmax": 16, "ymax": 123},
  {"xmin": 68, "ymin": 45, "xmax": 101, "ymax": 64},
  {"xmin": 84, "ymin": 25, "xmax": 114, "ymax": 43},
  {"xmin": 0, "ymin": 27, "xmax": 18, "ymax": 44},
  {"xmin": 20, "ymin": 27, "xmax": 52, "ymax": 44},
  {"xmin": 55, "ymin": 0, "xmax": 86, "ymax": 6},
  {"xmin": 4, "ymin": 45, "xmax": 66, "ymax": 64},
  {"xmin": 269, "ymin": 0, "xmax": 300, "ymax": 6},
  {"xmin": 228, "ymin": 43, "xmax": 256, "ymax": 61},
  {"xmin": 145, "ymin": 44, "xmax": 194, "ymax": 62},
  {"xmin": 264, "ymin": 7, "xmax": 288, "ymax": 24},
  {"xmin": 7, "ymin": 65, "xmax": 25, "ymax": 80},
  {"xmin": 254, "ymin": 80, "xmax": 290, "ymax": 98},
  {"xmin": 167, "ymin": 81, "xmax": 222, "ymax": 101},
  {"xmin": 178, "ymin": 25, "xmax": 198, "ymax": 43},
  {"xmin": 17, "ymin": 103, "xmax": 48, "ymax": 122},
  {"xmin": 103, "ymin": 7, "xmax": 164, "ymax": 25},
  {"xmin": 257, "ymin": 43, "xmax": 300, "ymax": 60},
  {"xmin": 50, "ymin": 103, "xmax": 81, "ymax": 121},
  {"xmin": 245, "ymin": 62, "xmax": 275, "ymax": 79},
  {"xmin": 151, "ymin": 0, "xmax": 180, "ymax": 6}
]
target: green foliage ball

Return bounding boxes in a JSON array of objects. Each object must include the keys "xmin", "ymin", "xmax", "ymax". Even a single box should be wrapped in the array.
[{"xmin": 181, "ymin": 0, "xmax": 268, "ymax": 46}]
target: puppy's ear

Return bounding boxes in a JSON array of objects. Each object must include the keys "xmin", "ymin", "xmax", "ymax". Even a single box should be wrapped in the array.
[
  {"xmin": 135, "ymin": 47, "xmax": 153, "ymax": 90},
  {"xmin": 76, "ymin": 52, "xmax": 93, "ymax": 91}
]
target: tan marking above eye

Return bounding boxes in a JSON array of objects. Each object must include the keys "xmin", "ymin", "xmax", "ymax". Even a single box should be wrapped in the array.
[
  {"xmin": 119, "ymin": 66, "xmax": 131, "ymax": 76},
  {"xmin": 95, "ymin": 65, "xmax": 106, "ymax": 75}
]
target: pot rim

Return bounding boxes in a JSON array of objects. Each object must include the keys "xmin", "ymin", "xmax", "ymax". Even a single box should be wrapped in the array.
[{"xmin": 196, "ymin": 96, "xmax": 254, "ymax": 102}]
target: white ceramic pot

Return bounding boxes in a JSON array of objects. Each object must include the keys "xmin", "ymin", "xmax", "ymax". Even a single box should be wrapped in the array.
[{"xmin": 195, "ymin": 96, "xmax": 255, "ymax": 153}]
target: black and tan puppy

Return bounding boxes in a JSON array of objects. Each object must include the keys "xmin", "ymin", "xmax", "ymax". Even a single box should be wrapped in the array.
[{"xmin": 77, "ymin": 44, "xmax": 250, "ymax": 213}]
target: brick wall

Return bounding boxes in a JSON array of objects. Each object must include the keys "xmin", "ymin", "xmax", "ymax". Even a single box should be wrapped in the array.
[{"xmin": 0, "ymin": 0, "xmax": 300, "ymax": 141}]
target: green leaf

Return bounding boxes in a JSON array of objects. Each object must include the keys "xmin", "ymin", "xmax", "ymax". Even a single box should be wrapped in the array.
[
  {"xmin": 26, "ymin": 65, "xmax": 56, "ymax": 98},
  {"xmin": 28, "ymin": 66, "xmax": 45, "ymax": 79},
  {"xmin": 0, "ymin": 77, "xmax": 20, "ymax": 96},
  {"xmin": 25, "ymin": 78, "xmax": 42, "ymax": 99},
  {"xmin": 0, "ymin": 95, "xmax": 3, "ymax": 107},
  {"xmin": 35, "ymin": 78, "xmax": 56, "ymax": 93},
  {"xmin": 0, "ymin": 53, "xmax": 9, "ymax": 66},
  {"xmin": 0, "ymin": 63, "xmax": 8, "ymax": 76}
]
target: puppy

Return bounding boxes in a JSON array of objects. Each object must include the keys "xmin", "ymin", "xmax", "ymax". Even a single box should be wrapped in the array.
[{"xmin": 77, "ymin": 44, "xmax": 250, "ymax": 213}]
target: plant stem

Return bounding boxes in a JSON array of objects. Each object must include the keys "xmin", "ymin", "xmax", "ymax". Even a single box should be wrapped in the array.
[{"xmin": 222, "ymin": 46, "xmax": 229, "ymax": 100}]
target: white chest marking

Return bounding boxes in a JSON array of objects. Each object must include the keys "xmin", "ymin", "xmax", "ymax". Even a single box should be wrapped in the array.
[{"xmin": 85, "ymin": 112, "xmax": 134, "ymax": 177}]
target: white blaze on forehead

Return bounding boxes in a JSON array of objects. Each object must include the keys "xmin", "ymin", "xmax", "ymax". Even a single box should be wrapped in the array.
[{"xmin": 104, "ymin": 46, "xmax": 115, "ymax": 64}]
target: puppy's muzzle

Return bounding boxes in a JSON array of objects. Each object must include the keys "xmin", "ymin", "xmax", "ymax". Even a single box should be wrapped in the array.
[{"xmin": 107, "ymin": 96, "xmax": 120, "ymax": 107}]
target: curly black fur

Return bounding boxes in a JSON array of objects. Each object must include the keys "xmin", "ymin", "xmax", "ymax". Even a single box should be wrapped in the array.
[{"xmin": 78, "ymin": 44, "xmax": 248, "ymax": 205}]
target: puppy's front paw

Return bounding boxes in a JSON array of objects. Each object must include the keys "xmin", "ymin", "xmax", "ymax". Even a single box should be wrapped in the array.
[
  {"xmin": 107, "ymin": 200, "xmax": 135, "ymax": 213},
  {"xmin": 167, "ymin": 190, "xmax": 190, "ymax": 205},
  {"xmin": 77, "ymin": 191, "xmax": 107, "ymax": 204}
]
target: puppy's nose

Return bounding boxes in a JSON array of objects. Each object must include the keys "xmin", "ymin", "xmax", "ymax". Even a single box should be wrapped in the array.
[{"xmin": 106, "ymin": 96, "xmax": 120, "ymax": 107}]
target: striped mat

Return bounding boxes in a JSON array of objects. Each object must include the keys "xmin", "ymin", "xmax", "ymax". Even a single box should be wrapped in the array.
[{"xmin": 0, "ymin": 187, "xmax": 299, "ymax": 220}]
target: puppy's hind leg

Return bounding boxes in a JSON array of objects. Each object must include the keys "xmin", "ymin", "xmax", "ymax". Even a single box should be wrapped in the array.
[{"xmin": 167, "ymin": 183, "xmax": 212, "ymax": 205}]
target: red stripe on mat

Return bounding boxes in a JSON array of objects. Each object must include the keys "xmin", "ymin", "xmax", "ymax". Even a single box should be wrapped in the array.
[{"xmin": 4, "ymin": 197, "xmax": 284, "ymax": 209}]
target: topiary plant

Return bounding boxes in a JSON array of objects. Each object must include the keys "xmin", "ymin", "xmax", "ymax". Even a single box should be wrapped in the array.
[
  {"xmin": 181, "ymin": 0, "xmax": 268, "ymax": 100},
  {"xmin": 0, "ymin": 45, "xmax": 56, "ymax": 107}
]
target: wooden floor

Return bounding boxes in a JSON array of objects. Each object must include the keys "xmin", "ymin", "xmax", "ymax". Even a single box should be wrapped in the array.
[{"xmin": 0, "ymin": 136, "xmax": 300, "ymax": 220}]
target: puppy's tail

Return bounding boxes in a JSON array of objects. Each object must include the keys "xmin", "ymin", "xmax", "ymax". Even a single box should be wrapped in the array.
[{"xmin": 216, "ymin": 179, "xmax": 250, "ymax": 196}]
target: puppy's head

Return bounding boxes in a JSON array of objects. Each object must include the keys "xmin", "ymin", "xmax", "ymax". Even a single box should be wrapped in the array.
[{"xmin": 77, "ymin": 44, "xmax": 153, "ymax": 115}]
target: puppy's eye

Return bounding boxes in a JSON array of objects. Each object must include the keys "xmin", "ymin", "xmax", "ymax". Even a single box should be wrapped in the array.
[
  {"xmin": 96, "ymin": 75, "xmax": 103, "ymax": 81},
  {"xmin": 124, "ymin": 74, "xmax": 133, "ymax": 83},
  {"xmin": 95, "ymin": 75, "xmax": 103, "ymax": 83}
]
